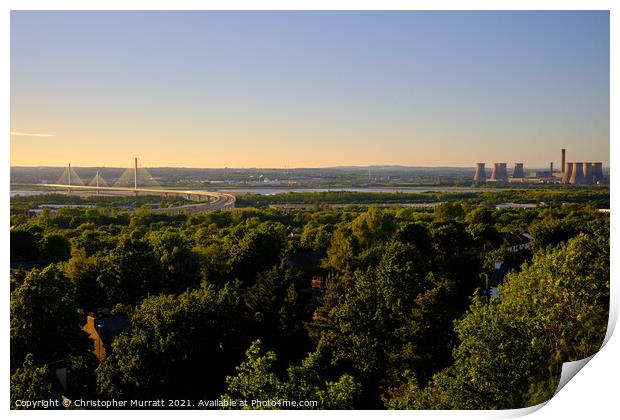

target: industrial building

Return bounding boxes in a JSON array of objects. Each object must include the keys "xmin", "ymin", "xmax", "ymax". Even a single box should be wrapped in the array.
[
  {"xmin": 473, "ymin": 149, "xmax": 604, "ymax": 185},
  {"xmin": 490, "ymin": 163, "xmax": 508, "ymax": 182},
  {"xmin": 473, "ymin": 163, "xmax": 486, "ymax": 182},
  {"xmin": 512, "ymin": 163, "xmax": 525, "ymax": 178}
]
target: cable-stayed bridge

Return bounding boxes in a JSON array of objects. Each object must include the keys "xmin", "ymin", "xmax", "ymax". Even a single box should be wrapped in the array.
[{"xmin": 34, "ymin": 158, "xmax": 236, "ymax": 212}]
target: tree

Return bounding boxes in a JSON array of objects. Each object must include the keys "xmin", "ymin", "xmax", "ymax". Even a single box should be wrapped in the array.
[
  {"xmin": 434, "ymin": 202, "xmax": 465, "ymax": 222},
  {"xmin": 394, "ymin": 222, "xmax": 433, "ymax": 263},
  {"xmin": 66, "ymin": 353, "xmax": 100, "ymax": 399},
  {"xmin": 148, "ymin": 230, "xmax": 201, "ymax": 294},
  {"xmin": 225, "ymin": 221, "xmax": 287, "ymax": 284},
  {"xmin": 465, "ymin": 222, "xmax": 500, "ymax": 250},
  {"xmin": 63, "ymin": 249, "xmax": 107, "ymax": 312},
  {"xmin": 429, "ymin": 221, "xmax": 469, "ymax": 261},
  {"xmin": 41, "ymin": 232, "xmax": 72, "ymax": 262},
  {"xmin": 223, "ymin": 340, "xmax": 281, "ymax": 405},
  {"xmin": 97, "ymin": 234, "xmax": 164, "ymax": 305},
  {"xmin": 300, "ymin": 223, "xmax": 333, "ymax": 251},
  {"xmin": 351, "ymin": 207, "xmax": 393, "ymax": 249},
  {"xmin": 97, "ymin": 283, "xmax": 249, "ymax": 400},
  {"xmin": 222, "ymin": 340, "xmax": 362, "ymax": 409},
  {"xmin": 385, "ymin": 233, "xmax": 609, "ymax": 409},
  {"xmin": 325, "ymin": 224, "xmax": 358, "ymax": 273},
  {"xmin": 317, "ymin": 241, "xmax": 429, "ymax": 407},
  {"xmin": 466, "ymin": 206, "xmax": 493, "ymax": 225},
  {"xmin": 195, "ymin": 241, "xmax": 230, "ymax": 286},
  {"xmin": 243, "ymin": 266, "xmax": 308, "ymax": 363},
  {"xmin": 10, "ymin": 224, "xmax": 43, "ymax": 261},
  {"xmin": 72, "ymin": 223, "xmax": 117, "ymax": 256},
  {"xmin": 10, "ymin": 354, "xmax": 52, "ymax": 409},
  {"xmin": 11, "ymin": 264, "xmax": 91, "ymax": 368},
  {"xmin": 529, "ymin": 217, "xmax": 578, "ymax": 249}
]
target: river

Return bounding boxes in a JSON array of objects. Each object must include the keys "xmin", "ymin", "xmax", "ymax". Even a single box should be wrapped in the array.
[{"xmin": 11, "ymin": 187, "xmax": 494, "ymax": 197}]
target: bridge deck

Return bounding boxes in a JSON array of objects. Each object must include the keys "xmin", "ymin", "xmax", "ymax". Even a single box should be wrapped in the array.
[{"xmin": 33, "ymin": 184, "xmax": 236, "ymax": 212}]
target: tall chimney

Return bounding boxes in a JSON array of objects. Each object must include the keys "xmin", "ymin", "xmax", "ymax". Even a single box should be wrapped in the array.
[
  {"xmin": 134, "ymin": 157, "xmax": 138, "ymax": 191},
  {"xmin": 473, "ymin": 163, "xmax": 486, "ymax": 182},
  {"xmin": 68, "ymin": 163, "xmax": 71, "ymax": 187},
  {"xmin": 569, "ymin": 162, "xmax": 585, "ymax": 184},
  {"xmin": 550, "ymin": 162, "xmax": 554, "ymax": 178},
  {"xmin": 512, "ymin": 163, "xmax": 524, "ymax": 178},
  {"xmin": 562, "ymin": 162, "xmax": 573, "ymax": 184},
  {"xmin": 561, "ymin": 149, "xmax": 566, "ymax": 173}
]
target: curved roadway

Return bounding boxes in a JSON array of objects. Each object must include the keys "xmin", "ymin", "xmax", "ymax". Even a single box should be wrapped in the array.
[{"xmin": 36, "ymin": 184, "xmax": 236, "ymax": 213}]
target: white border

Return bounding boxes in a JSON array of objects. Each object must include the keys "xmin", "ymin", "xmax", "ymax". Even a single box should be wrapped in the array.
[{"xmin": 3, "ymin": 2, "xmax": 616, "ymax": 420}]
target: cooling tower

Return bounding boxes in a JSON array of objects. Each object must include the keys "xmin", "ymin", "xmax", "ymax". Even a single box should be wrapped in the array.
[
  {"xmin": 512, "ymin": 163, "xmax": 524, "ymax": 178},
  {"xmin": 562, "ymin": 162, "xmax": 573, "ymax": 184},
  {"xmin": 499, "ymin": 163, "xmax": 508, "ymax": 182},
  {"xmin": 491, "ymin": 164, "xmax": 499, "ymax": 181},
  {"xmin": 491, "ymin": 163, "xmax": 508, "ymax": 182},
  {"xmin": 473, "ymin": 163, "xmax": 486, "ymax": 182},
  {"xmin": 569, "ymin": 162, "xmax": 585, "ymax": 184},
  {"xmin": 583, "ymin": 162, "xmax": 593, "ymax": 183},
  {"xmin": 592, "ymin": 162, "xmax": 603, "ymax": 183}
]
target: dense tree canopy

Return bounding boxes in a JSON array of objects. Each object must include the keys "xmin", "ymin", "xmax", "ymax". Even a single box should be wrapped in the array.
[
  {"xmin": 385, "ymin": 234, "xmax": 609, "ymax": 409},
  {"xmin": 11, "ymin": 265, "xmax": 90, "ymax": 367},
  {"xmin": 9, "ymin": 191, "xmax": 609, "ymax": 409},
  {"xmin": 10, "ymin": 354, "xmax": 53, "ymax": 409}
]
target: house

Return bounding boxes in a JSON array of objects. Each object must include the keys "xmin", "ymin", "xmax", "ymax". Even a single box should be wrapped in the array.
[
  {"xmin": 83, "ymin": 312, "xmax": 129, "ymax": 362},
  {"xmin": 300, "ymin": 276, "xmax": 326, "ymax": 310},
  {"xmin": 502, "ymin": 232, "xmax": 532, "ymax": 252},
  {"xmin": 310, "ymin": 276, "xmax": 324, "ymax": 290},
  {"xmin": 487, "ymin": 260, "xmax": 510, "ymax": 299},
  {"xmin": 495, "ymin": 203, "xmax": 538, "ymax": 210}
]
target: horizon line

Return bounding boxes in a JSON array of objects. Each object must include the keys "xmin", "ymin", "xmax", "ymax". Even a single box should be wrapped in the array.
[{"xmin": 10, "ymin": 164, "xmax": 609, "ymax": 170}]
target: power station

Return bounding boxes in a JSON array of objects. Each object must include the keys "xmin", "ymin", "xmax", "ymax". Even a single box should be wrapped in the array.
[
  {"xmin": 473, "ymin": 163, "xmax": 486, "ymax": 182},
  {"xmin": 490, "ymin": 163, "xmax": 508, "ymax": 182},
  {"xmin": 512, "ymin": 163, "xmax": 524, "ymax": 178},
  {"xmin": 473, "ymin": 149, "xmax": 604, "ymax": 184}
]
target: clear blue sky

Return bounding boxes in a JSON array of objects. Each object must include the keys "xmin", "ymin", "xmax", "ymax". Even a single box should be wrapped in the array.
[{"xmin": 11, "ymin": 11, "xmax": 609, "ymax": 168}]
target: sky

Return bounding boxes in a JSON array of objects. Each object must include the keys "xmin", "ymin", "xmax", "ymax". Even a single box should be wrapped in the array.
[{"xmin": 10, "ymin": 11, "xmax": 610, "ymax": 168}]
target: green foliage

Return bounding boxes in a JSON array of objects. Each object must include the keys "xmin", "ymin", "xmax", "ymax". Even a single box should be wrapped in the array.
[
  {"xmin": 325, "ymin": 225, "xmax": 359, "ymax": 273},
  {"xmin": 147, "ymin": 230, "xmax": 201, "ymax": 294},
  {"xmin": 234, "ymin": 188, "xmax": 609, "ymax": 209},
  {"xmin": 351, "ymin": 207, "xmax": 394, "ymax": 248},
  {"xmin": 96, "ymin": 283, "xmax": 249, "ymax": 400},
  {"xmin": 434, "ymin": 202, "xmax": 465, "ymax": 222},
  {"xmin": 41, "ymin": 233, "xmax": 71, "ymax": 262},
  {"xmin": 10, "ymin": 354, "xmax": 52, "ymax": 409},
  {"xmin": 66, "ymin": 353, "xmax": 100, "ymax": 398},
  {"xmin": 225, "ymin": 221, "xmax": 287, "ymax": 284},
  {"xmin": 8, "ymin": 191, "xmax": 609, "ymax": 409},
  {"xmin": 386, "ymin": 233, "xmax": 609, "ymax": 409},
  {"xmin": 317, "ymin": 240, "xmax": 432, "ymax": 406},
  {"xmin": 223, "ymin": 340, "xmax": 281, "ymax": 404},
  {"xmin": 10, "ymin": 224, "xmax": 43, "ymax": 261},
  {"xmin": 394, "ymin": 221, "xmax": 433, "ymax": 262},
  {"xmin": 10, "ymin": 265, "xmax": 91, "ymax": 368},
  {"xmin": 243, "ymin": 266, "xmax": 308, "ymax": 361},
  {"xmin": 300, "ymin": 223, "xmax": 333, "ymax": 251},
  {"xmin": 222, "ymin": 340, "xmax": 362, "ymax": 409},
  {"xmin": 97, "ymin": 235, "xmax": 164, "ymax": 305},
  {"xmin": 63, "ymin": 249, "xmax": 107, "ymax": 312}
]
